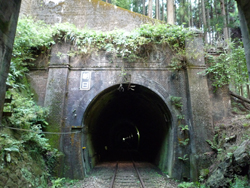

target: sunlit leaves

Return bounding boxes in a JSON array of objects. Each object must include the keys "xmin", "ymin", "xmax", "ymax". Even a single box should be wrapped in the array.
[
  {"xmin": 8, "ymin": 90, "xmax": 48, "ymax": 129},
  {"xmin": 205, "ymin": 41, "xmax": 248, "ymax": 89}
]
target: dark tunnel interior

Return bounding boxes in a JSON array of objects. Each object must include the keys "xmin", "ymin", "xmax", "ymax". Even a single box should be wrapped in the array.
[{"xmin": 84, "ymin": 84, "xmax": 171, "ymax": 165}]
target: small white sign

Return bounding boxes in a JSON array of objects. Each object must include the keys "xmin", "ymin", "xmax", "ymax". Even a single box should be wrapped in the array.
[{"xmin": 80, "ymin": 71, "xmax": 91, "ymax": 90}]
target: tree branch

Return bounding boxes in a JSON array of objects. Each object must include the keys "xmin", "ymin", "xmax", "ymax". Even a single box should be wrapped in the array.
[{"xmin": 230, "ymin": 91, "xmax": 250, "ymax": 104}]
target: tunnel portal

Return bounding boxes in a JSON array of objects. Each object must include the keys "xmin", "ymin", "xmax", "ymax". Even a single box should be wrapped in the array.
[{"xmin": 84, "ymin": 84, "xmax": 172, "ymax": 166}]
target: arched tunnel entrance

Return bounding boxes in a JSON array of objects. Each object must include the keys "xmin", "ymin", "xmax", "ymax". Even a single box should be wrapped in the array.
[{"xmin": 83, "ymin": 84, "xmax": 172, "ymax": 168}]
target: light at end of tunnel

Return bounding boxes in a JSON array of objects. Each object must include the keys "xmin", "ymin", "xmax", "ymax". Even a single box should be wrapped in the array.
[{"xmin": 105, "ymin": 146, "xmax": 108, "ymax": 150}]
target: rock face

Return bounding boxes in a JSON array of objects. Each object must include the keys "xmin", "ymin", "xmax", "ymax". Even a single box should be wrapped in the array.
[{"xmin": 205, "ymin": 140, "xmax": 250, "ymax": 187}]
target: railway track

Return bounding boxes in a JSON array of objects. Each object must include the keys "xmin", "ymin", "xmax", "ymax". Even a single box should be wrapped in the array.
[
  {"xmin": 81, "ymin": 161, "xmax": 178, "ymax": 188},
  {"xmin": 110, "ymin": 161, "xmax": 145, "ymax": 188}
]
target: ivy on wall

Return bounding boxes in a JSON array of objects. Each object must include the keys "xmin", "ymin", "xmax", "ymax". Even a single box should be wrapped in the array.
[
  {"xmin": 10, "ymin": 17, "xmax": 248, "ymax": 91},
  {"xmin": 9, "ymin": 16, "xmax": 193, "ymax": 88}
]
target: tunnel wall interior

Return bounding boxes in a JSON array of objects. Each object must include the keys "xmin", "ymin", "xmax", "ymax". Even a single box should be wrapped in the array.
[{"xmin": 83, "ymin": 84, "xmax": 172, "ymax": 169}]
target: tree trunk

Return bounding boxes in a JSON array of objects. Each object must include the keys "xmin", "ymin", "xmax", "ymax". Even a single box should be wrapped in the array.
[
  {"xmin": 210, "ymin": 2, "xmax": 214, "ymax": 42},
  {"xmin": 230, "ymin": 91, "xmax": 250, "ymax": 104},
  {"xmin": 148, "ymin": 0, "xmax": 153, "ymax": 18},
  {"xmin": 220, "ymin": 0, "xmax": 229, "ymax": 41},
  {"xmin": 162, "ymin": 0, "xmax": 165, "ymax": 21},
  {"xmin": 207, "ymin": 7, "xmax": 211, "ymax": 44},
  {"xmin": 199, "ymin": 0, "xmax": 203, "ymax": 29},
  {"xmin": 240, "ymin": 85, "xmax": 244, "ymax": 96},
  {"xmin": 214, "ymin": 0, "xmax": 220, "ymax": 41},
  {"xmin": 143, "ymin": 0, "xmax": 146, "ymax": 15},
  {"xmin": 179, "ymin": 0, "xmax": 184, "ymax": 25},
  {"xmin": 156, "ymin": 0, "xmax": 159, "ymax": 19},
  {"xmin": 247, "ymin": 84, "xmax": 250, "ymax": 99},
  {"xmin": 167, "ymin": 0, "xmax": 175, "ymax": 24},
  {"xmin": 237, "ymin": 2, "xmax": 250, "ymax": 82},
  {"xmin": 201, "ymin": 0, "xmax": 207, "ymax": 43},
  {"xmin": 189, "ymin": 0, "xmax": 192, "ymax": 27}
]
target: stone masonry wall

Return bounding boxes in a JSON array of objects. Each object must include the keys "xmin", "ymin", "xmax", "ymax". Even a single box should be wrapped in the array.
[{"xmin": 20, "ymin": 0, "xmax": 157, "ymax": 32}]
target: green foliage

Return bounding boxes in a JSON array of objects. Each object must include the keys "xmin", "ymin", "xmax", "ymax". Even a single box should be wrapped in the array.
[
  {"xmin": 206, "ymin": 134, "xmax": 223, "ymax": 154},
  {"xmin": 246, "ymin": 114, "xmax": 250, "ymax": 119},
  {"xmin": 53, "ymin": 178, "xmax": 80, "ymax": 188},
  {"xmin": 52, "ymin": 178, "xmax": 65, "ymax": 188},
  {"xmin": 177, "ymin": 115, "xmax": 185, "ymax": 120},
  {"xmin": 46, "ymin": 149, "xmax": 63, "ymax": 175},
  {"xmin": 7, "ymin": 90, "xmax": 48, "ymax": 129},
  {"xmin": 11, "ymin": 17, "xmax": 191, "ymax": 72},
  {"xmin": 3, "ymin": 92, "xmax": 52, "ymax": 151},
  {"xmin": 199, "ymin": 169, "xmax": 209, "ymax": 183},
  {"xmin": 170, "ymin": 96, "xmax": 183, "ymax": 109},
  {"xmin": 178, "ymin": 154, "xmax": 189, "ymax": 161},
  {"xmin": 179, "ymin": 138, "xmax": 189, "ymax": 146},
  {"xmin": 111, "ymin": 0, "xmax": 132, "ymax": 10},
  {"xmin": 229, "ymin": 176, "xmax": 249, "ymax": 188},
  {"xmin": 8, "ymin": 17, "xmax": 194, "ymax": 92},
  {"xmin": 0, "ymin": 17, "xmax": 69, "ymax": 185},
  {"xmin": 8, "ymin": 17, "xmax": 54, "ymax": 89},
  {"xmin": 3, "ymin": 89, "xmax": 63, "ymax": 176},
  {"xmin": 204, "ymin": 41, "xmax": 248, "ymax": 89},
  {"xmin": 1, "ymin": 94, "xmax": 61, "ymax": 185},
  {"xmin": 179, "ymin": 124, "xmax": 189, "ymax": 131},
  {"xmin": 178, "ymin": 181, "xmax": 195, "ymax": 188}
]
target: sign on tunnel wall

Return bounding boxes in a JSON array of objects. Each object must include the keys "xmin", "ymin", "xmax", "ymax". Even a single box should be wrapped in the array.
[{"xmin": 80, "ymin": 71, "xmax": 91, "ymax": 90}]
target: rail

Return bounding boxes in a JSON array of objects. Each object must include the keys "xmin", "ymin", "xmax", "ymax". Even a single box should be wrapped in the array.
[{"xmin": 109, "ymin": 161, "xmax": 145, "ymax": 188}]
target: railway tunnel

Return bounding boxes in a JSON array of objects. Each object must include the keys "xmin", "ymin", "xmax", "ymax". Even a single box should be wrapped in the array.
[{"xmin": 83, "ymin": 83, "xmax": 172, "ymax": 168}]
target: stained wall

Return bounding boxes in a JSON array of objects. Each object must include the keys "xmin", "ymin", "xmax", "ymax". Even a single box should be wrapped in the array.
[
  {"xmin": 19, "ymin": 0, "xmax": 157, "ymax": 31},
  {"xmin": 0, "ymin": 0, "xmax": 22, "ymax": 122}
]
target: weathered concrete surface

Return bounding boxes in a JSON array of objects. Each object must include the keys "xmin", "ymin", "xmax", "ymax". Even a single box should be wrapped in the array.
[
  {"xmin": 185, "ymin": 34, "xmax": 214, "ymax": 181},
  {"xmin": 44, "ymin": 42, "xmax": 71, "ymax": 151},
  {"xmin": 0, "ymin": 0, "xmax": 21, "ymax": 123},
  {"xmin": 27, "ymin": 70, "xmax": 48, "ymax": 106},
  {"xmin": 207, "ymin": 76, "xmax": 231, "ymax": 123},
  {"xmin": 20, "ymin": 0, "xmax": 157, "ymax": 31}
]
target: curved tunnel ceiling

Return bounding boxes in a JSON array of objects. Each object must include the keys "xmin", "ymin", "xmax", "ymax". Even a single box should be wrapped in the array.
[{"xmin": 84, "ymin": 84, "xmax": 172, "ymax": 163}]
